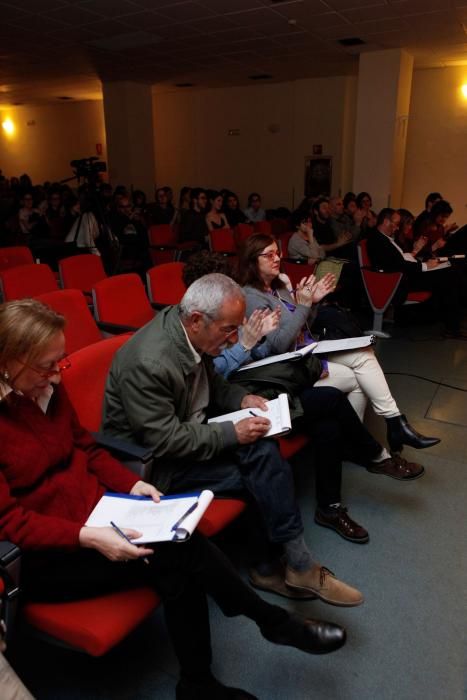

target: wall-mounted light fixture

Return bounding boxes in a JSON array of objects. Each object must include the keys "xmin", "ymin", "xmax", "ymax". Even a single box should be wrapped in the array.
[
  {"xmin": 2, "ymin": 117, "xmax": 15, "ymax": 135},
  {"xmin": 461, "ymin": 84, "xmax": 467, "ymax": 99}
]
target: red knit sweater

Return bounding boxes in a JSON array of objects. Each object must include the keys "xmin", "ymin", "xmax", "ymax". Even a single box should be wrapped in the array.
[{"xmin": 0, "ymin": 384, "xmax": 138, "ymax": 550}]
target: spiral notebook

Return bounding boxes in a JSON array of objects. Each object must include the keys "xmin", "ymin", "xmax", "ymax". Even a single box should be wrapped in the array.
[{"xmin": 208, "ymin": 393, "xmax": 291, "ymax": 437}]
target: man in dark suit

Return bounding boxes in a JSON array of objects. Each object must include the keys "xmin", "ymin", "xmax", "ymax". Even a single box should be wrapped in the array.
[{"xmin": 367, "ymin": 208, "xmax": 465, "ymax": 338}]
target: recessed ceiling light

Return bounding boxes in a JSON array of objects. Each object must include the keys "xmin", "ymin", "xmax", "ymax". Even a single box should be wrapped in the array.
[{"xmin": 57, "ymin": 96, "xmax": 73, "ymax": 100}]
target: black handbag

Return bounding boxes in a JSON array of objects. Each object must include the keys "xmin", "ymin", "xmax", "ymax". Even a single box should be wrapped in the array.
[{"xmin": 312, "ymin": 303, "xmax": 363, "ymax": 340}]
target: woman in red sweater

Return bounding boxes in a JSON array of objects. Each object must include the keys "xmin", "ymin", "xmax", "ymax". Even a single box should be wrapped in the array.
[{"xmin": 0, "ymin": 299, "xmax": 345, "ymax": 700}]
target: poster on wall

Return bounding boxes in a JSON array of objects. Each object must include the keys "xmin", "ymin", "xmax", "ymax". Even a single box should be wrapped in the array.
[{"xmin": 304, "ymin": 156, "xmax": 332, "ymax": 198}]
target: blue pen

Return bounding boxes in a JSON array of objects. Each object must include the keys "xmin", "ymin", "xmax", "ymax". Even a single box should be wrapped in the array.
[
  {"xmin": 171, "ymin": 502, "xmax": 198, "ymax": 532},
  {"xmin": 110, "ymin": 520, "xmax": 150, "ymax": 565}
]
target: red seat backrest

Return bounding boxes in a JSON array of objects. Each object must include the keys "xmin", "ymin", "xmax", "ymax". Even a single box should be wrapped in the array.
[
  {"xmin": 0, "ymin": 246, "xmax": 34, "ymax": 271},
  {"xmin": 59, "ymin": 254, "xmax": 107, "ymax": 293},
  {"xmin": 36, "ymin": 289, "xmax": 102, "ymax": 354},
  {"xmin": 358, "ymin": 239, "xmax": 371, "ymax": 267},
  {"xmin": 148, "ymin": 224, "xmax": 177, "ymax": 247},
  {"xmin": 92, "ymin": 273, "xmax": 155, "ymax": 328},
  {"xmin": 62, "ymin": 334, "xmax": 132, "ymax": 432},
  {"xmin": 281, "ymin": 259, "xmax": 316, "ymax": 288},
  {"xmin": 0, "ymin": 263, "xmax": 58, "ymax": 300},
  {"xmin": 146, "ymin": 262, "xmax": 186, "ymax": 306},
  {"xmin": 253, "ymin": 221, "xmax": 272, "ymax": 234},
  {"xmin": 209, "ymin": 228, "xmax": 236, "ymax": 253}
]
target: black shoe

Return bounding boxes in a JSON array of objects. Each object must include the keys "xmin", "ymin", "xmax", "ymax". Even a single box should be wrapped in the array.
[
  {"xmin": 261, "ymin": 611, "xmax": 346, "ymax": 655},
  {"xmin": 315, "ymin": 506, "xmax": 369, "ymax": 544},
  {"xmin": 386, "ymin": 414, "xmax": 441, "ymax": 452},
  {"xmin": 176, "ymin": 676, "xmax": 258, "ymax": 700}
]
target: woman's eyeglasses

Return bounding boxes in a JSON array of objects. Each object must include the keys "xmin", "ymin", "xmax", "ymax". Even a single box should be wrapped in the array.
[
  {"xmin": 258, "ymin": 251, "xmax": 281, "ymax": 261},
  {"xmin": 18, "ymin": 356, "xmax": 71, "ymax": 380}
]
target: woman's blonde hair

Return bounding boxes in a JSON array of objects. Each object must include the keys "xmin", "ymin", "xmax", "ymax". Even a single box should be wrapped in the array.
[{"xmin": 0, "ymin": 299, "xmax": 65, "ymax": 385}]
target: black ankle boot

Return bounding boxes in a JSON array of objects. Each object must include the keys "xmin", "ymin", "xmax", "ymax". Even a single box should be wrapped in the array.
[{"xmin": 386, "ymin": 414, "xmax": 441, "ymax": 452}]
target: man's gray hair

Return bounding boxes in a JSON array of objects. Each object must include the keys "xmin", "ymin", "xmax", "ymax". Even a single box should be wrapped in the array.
[{"xmin": 179, "ymin": 273, "xmax": 244, "ymax": 320}]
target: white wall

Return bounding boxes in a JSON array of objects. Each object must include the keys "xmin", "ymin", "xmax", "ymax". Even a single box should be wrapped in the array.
[
  {"xmin": 402, "ymin": 66, "xmax": 467, "ymax": 223},
  {"xmin": 153, "ymin": 75, "xmax": 357, "ymax": 210}
]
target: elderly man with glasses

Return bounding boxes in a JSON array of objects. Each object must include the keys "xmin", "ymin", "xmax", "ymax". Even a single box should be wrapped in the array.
[{"xmin": 103, "ymin": 273, "xmax": 363, "ymax": 608}]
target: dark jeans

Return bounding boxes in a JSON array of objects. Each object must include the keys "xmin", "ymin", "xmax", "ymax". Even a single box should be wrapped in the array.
[
  {"xmin": 22, "ymin": 533, "xmax": 286, "ymax": 681},
  {"xmin": 169, "ymin": 439, "xmax": 303, "ymax": 545},
  {"xmin": 402, "ymin": 266, "xmax": 463, "ymax": 332},
  {"xmin": 298, "ymin": 386, "xmax": 381, "ymax": 508}
]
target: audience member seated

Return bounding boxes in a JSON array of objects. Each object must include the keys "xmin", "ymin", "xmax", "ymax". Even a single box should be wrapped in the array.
[
  {"xmin": 329, "ymin": 196, "xmax": 362, "ymax": 243},
  {"xmin": 412, "ymin": 192, "xmax": 443, "ymax": 238},
  {"xmin": 237, "ymin": 233, "xmax": 438, "ymax": 449},
  {"xmin": 43, "ymin": 188, "xmax": 68, "ymax": 241},
  {"xmin": 18, "ymin": 191, "xmax": 43, "ymax": 240},
  {"xmin": 367, "ymin": 208, "xmax": 466, "ymax": 339},
  {"xmin": 103, "ymin": 274, "xmax": 364, "ymax": 604},
  {"xmin": 244, "ymin": 193, "xmax": 266, "ymax": 223},
  {"xmin": 131, "ymin": 189, "xmax": 149, "ymax": 226},
  {"xmin": 0, "ymin": 298, "xmax": 346, "ymax": 700},
  {"xmin": 149, "ymin": 186, "xmax": 177, "ymax": 226},
  {"xmin": 109, "ymin": 195, "xmax": 151, "ymax": 271},
  {"xmin": 395, "ymin": 209, "xmax": 423, "ymax": 254},
  {"xmin": 206, "ymin": 191, "xmax": 229, "ymax": 231},
  {"xmin": 288, "ymin": 215, "xmax": 325, "ymax": 264},
  {"xmin": 311, "ymin": 198, "xmax": 354, "ymax": 258},
  {"xmin": 415, "ymin": 200, "xmax": 467, "ymax": 258},
  {"xmin": 179, "ymin": 188, "xmax": 209, "ymax": 245},
  {"xmin": 223, "ymin": 191, "xmax": 247, "ymax": 228},
  {"xmin": 65, "ymin": 194, "xmax": 101, "ymax": 255}
]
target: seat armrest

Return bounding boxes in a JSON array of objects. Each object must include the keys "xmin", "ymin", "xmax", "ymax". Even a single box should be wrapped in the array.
[
  {"xmin": 0, "ymin": 542, "xmax": 21, "ymax": 644},
  {"xmin": 0, "ymin": 542, "xmax": 20, "ymax": 568},
  {"xmin": 96, "ymin": 321, "xmax": 139, "ymax": 334},
  {"xmin": 91, "ymin": 432, "xmax": 154, "ymax": 480}
]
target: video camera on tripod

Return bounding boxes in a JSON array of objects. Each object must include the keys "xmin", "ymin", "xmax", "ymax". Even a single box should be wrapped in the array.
[{"xmin": 70, "ymin": 156, "xmax": 107, "ymax": 182}]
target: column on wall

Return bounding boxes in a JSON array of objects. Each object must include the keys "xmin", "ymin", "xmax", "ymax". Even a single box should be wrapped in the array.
[
  {"xmin": 353, "ymin": 49, "xmax": 414, "ymax": 211},
  {"xmin": 102, "ymin": 81, "xmax": 155, "ymax": 197}
]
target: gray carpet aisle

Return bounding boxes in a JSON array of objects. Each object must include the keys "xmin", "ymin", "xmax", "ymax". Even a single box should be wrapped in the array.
[{"xmin": 9, "ymin": 325, "xmax": 467, "ymax": 700}]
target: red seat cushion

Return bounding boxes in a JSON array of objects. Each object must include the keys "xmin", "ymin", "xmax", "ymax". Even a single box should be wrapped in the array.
[
  {"xmin": 278, "ymin": 433, "xmax": 309, "ymax": 460},
  {"xmin": 197, "ymin": 499, "xmax": 247, "ymax": 537},
  {"xmin": 407, "ymin": 291, "xmax": 431, "ymax": 303},
  {"xmin": 23, "ymin": 587, "xmax": 159, "ymax": 656}
]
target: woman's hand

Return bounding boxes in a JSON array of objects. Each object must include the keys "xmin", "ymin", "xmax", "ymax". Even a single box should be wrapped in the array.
[
  {"xmin": 431, "ymin": 238, "xmax": 446, "ymax": 252},
  {"xmin": 240, "ymin": 309, "xmax": 268, "ymax": 350},
  {"xmin": 295, "ymin": 275, "xmax": 316, "ymax": 307},
  {"xmin": 260, "ymin": 307, "xmax": 281, "ymax": 336},
  {"xmin": 412, "ymin": 235, "xmax": 428, "ymax": 255},
  {"xmin": 79, "ymin": 526, "xmax": 154, "ymax": 562},
  {"xmin": 311, "ymin": 273, "xmax": 336, "ymax": 303},
  {"xmin": 130, "ymin": 480, "xmax": 163, "ymax": 502}
]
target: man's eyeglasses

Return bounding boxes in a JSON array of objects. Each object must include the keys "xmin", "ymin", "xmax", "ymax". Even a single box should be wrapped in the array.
[
  {"xmin": 202, "ymin": 312, "xmax": 239, "ymax": 338},
  {"xmin": 258, "ymin": 250, "xmax": 281, "ymax": 261},
  {"xmin": 18, "ymin": 356, "xmax": 71, "ymax": 380}
]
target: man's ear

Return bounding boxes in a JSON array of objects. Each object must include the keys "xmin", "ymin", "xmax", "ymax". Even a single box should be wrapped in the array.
[{"xmin": 189, "ymin": 311, "xmax": 205, "ymax": 333}]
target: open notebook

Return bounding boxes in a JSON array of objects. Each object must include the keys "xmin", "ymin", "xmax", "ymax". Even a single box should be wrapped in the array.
[
  {"xmin": 208, "ymin": 393, "xmax": 291, "ymax": 438},
  {"xmin": 236, "ymin": 335, "xmax": 377, "ymax": 372},
  {"xmin": 86, "ymin": 490, "xmax": 214, "ymax": 543}
]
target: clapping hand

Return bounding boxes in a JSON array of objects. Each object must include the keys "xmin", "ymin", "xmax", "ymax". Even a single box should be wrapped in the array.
[
  {"xmin": 295, "ymin": 274, "xmax": 316, "ymax": 307},
  {"xmin": 412, "ymin": 235, "xmax": 428, "ymax": 255},
  {"xmin": 311, "ymin": 273, "xmax": 337, "ymax": 303},
  {"xmin": 240, "ymin": 308, "xmax": 281, "ymax": 350}
]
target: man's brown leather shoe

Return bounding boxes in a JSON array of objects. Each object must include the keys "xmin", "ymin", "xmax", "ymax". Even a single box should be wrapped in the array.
[
  {"xmin": 315, "ymin": 506, "xmax": 369, "ymax": 543},
  {"xmin": 367, "ymin": 453, "xmax": 425, "ymax": 480},
  {"xmin": 285, "ymin": 564, "xmax": 364, "ymax": 607},
  {"xmin": 249, "ymin": 562, "xmax": 317, "ymax": 600}
]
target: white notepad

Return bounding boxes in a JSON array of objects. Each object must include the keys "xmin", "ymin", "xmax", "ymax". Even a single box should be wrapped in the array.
[{"xmin": 208, "ymin": 393, "xmax": 291, "ymax": 438}]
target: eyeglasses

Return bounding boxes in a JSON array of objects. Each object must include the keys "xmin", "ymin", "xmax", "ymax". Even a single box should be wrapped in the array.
[
  {"xmin": 18, "ymin": 356, "xmax": 71, "ymax": 380},
  {"xmin": 202, "ymin": 312, "xmax": 239, "ymax": 338},
  {"xmin": 258, "ymin": 250, "xmax": 281, "ymax": 261}
]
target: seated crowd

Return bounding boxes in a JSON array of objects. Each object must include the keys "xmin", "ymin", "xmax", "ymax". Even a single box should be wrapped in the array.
[{"xmin": 0, "ymin": 172, "xmax": 466, "ymax": 699}]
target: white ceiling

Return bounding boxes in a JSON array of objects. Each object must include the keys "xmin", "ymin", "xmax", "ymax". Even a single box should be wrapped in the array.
[{"xmin": 0, "ymin": 0, "xmax": 466, "ymax": 104}]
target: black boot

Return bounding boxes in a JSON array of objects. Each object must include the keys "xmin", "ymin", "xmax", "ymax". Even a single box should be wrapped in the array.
[{"xmin": 386, "ymin": 414, "xmax": 441, "ymax": 452}]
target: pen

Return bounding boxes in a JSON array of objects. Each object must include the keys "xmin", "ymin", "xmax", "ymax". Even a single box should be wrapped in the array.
[
  {"xmin": 171, "ymin": 502, "xmax": 198, "ymax": 532},
  {"xmin": 110, "ymin": 520, "xmax": 150, "ymax": 565},
  {"xmin": 249, "ymin": 410, "xmax": 258, "ymax": 417}
]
